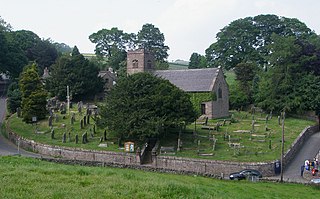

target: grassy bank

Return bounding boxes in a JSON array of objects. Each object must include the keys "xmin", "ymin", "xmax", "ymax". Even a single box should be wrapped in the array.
[{"xmin": 0, "ymin": 156, "xmax": 318, "ymax": 199}]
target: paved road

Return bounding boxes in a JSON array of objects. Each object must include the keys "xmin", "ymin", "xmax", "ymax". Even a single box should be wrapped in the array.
[
  {"xmin": 0, "ymin": 97, "xmax": 41, "ymax": 157},
  {"xmin": 282, "ymin": 131, "xmax": 320, "ymax": 182}
]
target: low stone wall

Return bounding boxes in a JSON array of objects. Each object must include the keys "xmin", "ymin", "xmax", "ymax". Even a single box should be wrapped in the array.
[
  {"xmin": 6, "ymin": 124, "xmax": 319, "ymax": 178},
  {"xmin": 153, "ymin": 155, "xmax": 275, "ymax": 177},
  {"xmin": 283, "ymin": 125, "xmax": 319, "ymax": 167},
  {"xmin": 7, "ymin": 131, "xmax": 140, "ymax": 166}
]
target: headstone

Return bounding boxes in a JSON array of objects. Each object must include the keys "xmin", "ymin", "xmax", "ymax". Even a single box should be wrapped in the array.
[
  {"xmin": 51, "ymin": 129, "xmax": 55, "ymax": 139},
  {"xmin": 60, "ymin": 102, "xmax": 66, "ymax": 114},
  {"xmin": 86, "ymin": 107, "xmax": 90, "ymax": 116},
  {"xmin": 93, "ymin": 125, "xmax": 96, "ymax": 134},
  {"xmin": 77, "ymin": 101, "xmax": 82, "ymax": 114},
  {"xmin": 62, "ymin": 132, "xmax": 66, "ymax": 143},
  {"xmin": 87, "ymin": 115, "xmax": 90, "ymax": 124},
  {"xmin": 55, "ymin": 114, "xmax": 59, "ymax": 122},
  {"xmin": 16, "ymin": 107, "xmax": 21, "ymax": 118},
  {"xmin": 82, "ymin": 133, "xmax": 86, "ymax": 144},
  {"xmin": 85, "ymin": 132, "xmax": 88, "ymax": 143},
  {"xmin": 269, "ymin": 110, "xmax": 273, "ymax": 119},
  {"xmin": 71, "ymin": 112, "xmax": 75, "ymax": 125},
  {"xmin": 83, "ymin": 116, "xmax": 87, "ymax": 126},
  {"xmin": 103, "ymin": 130, "xmax": 107, "ymax": 141},
  {"xmin": 75, "ymin": 134, "xmax": 79, "ymax": 144},
  {"xmin": 80, "ymin": 119, "xmax": 83, "ymax": 129},
  {"xmin": 69, "ymin": 102, "xmax": 73, "ymax": 109},
  {"xmin": 68, "ymin": 132, "xmax": 71, "ymax": 142},
  {"xmin": 278, "ymin": 116, "xmax": 281, "ymax": 125},
  {"xmin": 48, "ymin": 115, "xmax": 53, "ymax": 127}
]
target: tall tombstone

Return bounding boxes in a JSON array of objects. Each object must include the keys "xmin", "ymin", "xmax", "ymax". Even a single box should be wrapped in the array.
[
  {"xmin": 83, "ymin": 116, "xmax": 87, "ymax": 126},
  {"xmin": 16, "ymin": 107, "xmax": 21, "ymax": 118},
  {"xmin": 103, "ymin": 130, "xmax": 107, "ymax": 141},
  {"xmin": 80, "ymin": 119, "xmax": 83, "ymax": 129},
  {"xmin": 62, "ymin": 132, "xmax": 66, "ymax": 143},
  {"xmin": 68, "ymin": 132, "xmax": 71, "ymax": 142},
  {"xmin": 48, "ymin": 115, "xmax": 53, "ymax": 127},
  {"xmin": 75, "ymin": 134, "xmax": 79, "ymax": 144},
  {"xmin": 51, "ymin": 129, "xmax": 55, "ymax": 139},
  {"xmin": 55, "ymin": 114, "xmax": 59, "ymax": 122},
  {"xmin": 77, "ymin": 101, "xmax": 82, "ymax": 114},
  {"xmin": 82, "ymin": 133, "xmax": 86, "ymax": 144},
  {"xmin": 87, "ymin": 115, "xmax": 90, "ymax": 124},
  {"xmin": 93, "ymin": 125, "xmax": 96, "ymax": 134},
  {"xmin": 85, "ymin": 132, "xmax": 88, "ymax": 143},
  {"xmin": 71, "ymin": 112, "xmax": 75, "ymax": 125}
]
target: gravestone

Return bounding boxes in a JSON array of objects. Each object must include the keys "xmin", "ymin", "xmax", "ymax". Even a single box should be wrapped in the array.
[
  {"xmin": 82, "ymin": 133, "xmax": 86, "ymax": 144},
  {"xmin": 71, "ymin": 113, "xmax": 75, "ymax": 125},
  {"xmin": 87, "ymin": 115, "xmax": 90, "ymax": 124},
  {"xmin": 75, "ymin": 134, "xmax": 79, "ymax": 144},
  {"xmin": 48, "ymin": 115, "xmax": 53, "ymax": 127},
  {"xmin": 60, "ymin": 102, "xmax": 66, "ymax": 114},
  {"xmin": 16, "ymin": 107, "xmax": 21, "ymax": 118},
  {"xmin": 68, "ymin": 132, "xmax": 71, "ymax": 142},
  {"xmin": 278, "ymin": 116, "xmax": 281, "ymax": 125},
  {"xmin": 55, "ymin": 114, "xmax": 59, "ymax": 122},
  {"xmin": 51, "ymin": 129, "xmax": 55, "ymax": 139},
  {"xmin": 83, "ymin": 116, "xmax": 87, "ymax": 126},
  {"xmin": 80, "ymin": 119, "xmax": 83, "ymax": 129},
  {"xmin": 103, "ymin": 130, "xmax": 107, "ymax": 141},
  {"xmin": 69, "ymin": 102, "xmax": 73, "ymax": 109},
  {"xmin": 93, "ymin": 125, "xmax": 96, "ymax": 134},
  {"xmin": 62, "ymin": 132, "xmax": 66, "ymax": 143},
  {"xmin": 77, "ymin": 101, "xmax": 83, "ymax": 114}
]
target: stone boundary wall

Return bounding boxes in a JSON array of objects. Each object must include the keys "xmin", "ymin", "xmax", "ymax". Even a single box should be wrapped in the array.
[
  {"xmin": 282, "ymin": 125, "xmax": 319, "ymax": 167},
  {"xmin": 6, "ymin": 124, "xmax": 319, "ymax": 177}
]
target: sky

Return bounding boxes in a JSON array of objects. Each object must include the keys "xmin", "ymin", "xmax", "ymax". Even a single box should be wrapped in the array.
[{"xmin": 0, "ymin": 0, "xmax": 319, "ymax": 61}]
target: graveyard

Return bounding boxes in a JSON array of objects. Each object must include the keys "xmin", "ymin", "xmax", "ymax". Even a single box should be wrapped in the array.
[{"xmin": 7, "ymin": 100, "xmax": 315, "ymax": 162}]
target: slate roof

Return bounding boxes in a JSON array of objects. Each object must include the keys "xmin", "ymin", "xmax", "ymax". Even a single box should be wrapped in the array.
[{"xmin": 153, "ymin": 68, "xmax": 219, "ymax": 92}]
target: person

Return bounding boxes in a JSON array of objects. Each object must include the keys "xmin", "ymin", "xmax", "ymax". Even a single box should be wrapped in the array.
[{"xmin": 300, "ymin": 165, "xmax": 305, "ymax": 177}]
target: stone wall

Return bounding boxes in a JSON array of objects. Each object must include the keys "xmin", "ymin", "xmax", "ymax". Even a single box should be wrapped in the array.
[
  {"xmin": 7, "ymin": 125, "xmax": 319, "ymax": 178},
  {"xmin": 282, "ymin": 125, "xmax": 319, "ymax": 167}
]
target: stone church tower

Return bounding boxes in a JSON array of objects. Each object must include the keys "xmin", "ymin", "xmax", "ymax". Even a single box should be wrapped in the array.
[{"xmin": 127, "ymin": 49, "xmax": 155, "ymax": 75}]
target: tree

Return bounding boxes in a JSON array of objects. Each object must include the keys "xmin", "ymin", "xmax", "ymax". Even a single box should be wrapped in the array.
[
  {"xmin": 19, "ymin": 63, "xmax": 47, "ymax": 122},
  {"xmin": 6, "ymin": 82, "xmax": 22, "ymax": 113},
  {"xmin": 98, "ymin": 73, "xmax": 196, "ymax": 141},
  {"xmin": 46, "ymin": 46, "xmax": 104, "ymax": 101},
  {"xmin": 137, "ymin": 23, "xmax": 169, "ymax": 62},
  {"xmin": 255, "ymin": 34, "xmax": 320, "ymax": 113},
  {"xmin": 189, "ymin": 52, "xmax": 207, "ymax": 69},
  {"xmin": 89, "ymin": 27, "xmax": 134, "ymax": 57},
  {"xmin": 0, "ymin": 16, "xmax": 12, "ymax": 32},
  {"xmin": 206, "ymin": 14, "xmax": 315, "ymax": 70}
]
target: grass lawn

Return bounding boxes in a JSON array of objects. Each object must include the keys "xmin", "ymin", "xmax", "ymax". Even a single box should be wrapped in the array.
[
  {"xmin": 0, "ymin": 156, "xmax": 318, "ymax": 199},
  {"xmin": 6, "ymin": 109, "xmax": 316, "ymax": 162}
]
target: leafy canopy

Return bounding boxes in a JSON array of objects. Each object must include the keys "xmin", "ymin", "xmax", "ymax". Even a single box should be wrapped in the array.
[{"xmin": 98, "ymin": 73, "xmax": 196, "ymax": 141}]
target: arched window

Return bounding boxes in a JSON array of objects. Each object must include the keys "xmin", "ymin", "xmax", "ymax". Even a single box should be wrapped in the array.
[
  {"xmin": 147, "ymin": 60, "xmax": 152, "ymax": 69},
  {"xmin": 218, "ymin": 87, "xmax": 222, "ymax": 99},
  {"xmin": 132, "ymin": 59, "xmax": 139, "ymax": 68}
]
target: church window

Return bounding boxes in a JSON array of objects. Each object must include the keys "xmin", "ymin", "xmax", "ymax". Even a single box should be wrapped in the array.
[
  {"xmin": 218, "ymin": 87, "xmax": 222, "ymax": 99},
  {"xmin": 132, "ymin": 59, "xmax": 139, "ymax": 68}
]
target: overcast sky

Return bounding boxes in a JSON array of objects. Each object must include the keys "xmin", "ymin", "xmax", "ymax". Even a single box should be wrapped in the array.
[{"xmin": 0, "ymin": 0, "xmax": 319, "ymax": 61}]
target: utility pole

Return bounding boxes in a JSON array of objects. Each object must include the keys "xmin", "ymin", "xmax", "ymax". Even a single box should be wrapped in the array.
[{"xmin": 280, "ymin": 111, "xmax": 285, "ymax": 182}]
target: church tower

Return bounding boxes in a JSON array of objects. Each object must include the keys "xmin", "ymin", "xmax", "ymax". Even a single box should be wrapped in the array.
[{"xmin": 127, "ymin": 49, "xmax": 155, "ymax": 75}]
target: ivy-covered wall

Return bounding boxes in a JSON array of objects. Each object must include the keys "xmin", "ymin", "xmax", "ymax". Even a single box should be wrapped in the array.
[{"xmin": 189, "ymin": 92, "xmax": 216, "ymax": 116}]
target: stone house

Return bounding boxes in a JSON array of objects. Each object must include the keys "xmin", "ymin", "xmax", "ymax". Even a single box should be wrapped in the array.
[
  {"xmin": 98, "ymin": 68, "xmax": 117, "ymax": 92},
  {"xmin": 127, "ymin": 49, "xmax": 229, "ymax": 119}
]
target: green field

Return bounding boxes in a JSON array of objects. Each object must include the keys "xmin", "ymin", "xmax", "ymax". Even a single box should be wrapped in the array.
[
  {"xmin": 6, "ymin": 110, "xmax": 315, "ymax": 162},
  {"xmin": 0, "ymin": 156, "xmax": 318, "ymax": 199}
]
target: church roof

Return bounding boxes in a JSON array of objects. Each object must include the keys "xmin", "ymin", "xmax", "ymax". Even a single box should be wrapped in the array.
[{"xmin": 153, "ymin": 68, "xmax": 219, "ymax": 92}]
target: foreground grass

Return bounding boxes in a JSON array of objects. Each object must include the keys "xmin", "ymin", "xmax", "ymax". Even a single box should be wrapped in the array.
[{"xmin": 0, "ymin": 156, "xmax": 318, "ymax": 199}]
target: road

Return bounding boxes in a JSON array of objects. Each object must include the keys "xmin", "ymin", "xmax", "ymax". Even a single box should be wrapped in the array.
[
  {"xmin": 282, "ymin": 131, "xmax": 320, "ymax": 182},
  {"xmin": 0, "ymin": 97, "xmax": 41, "ymax": 157}
]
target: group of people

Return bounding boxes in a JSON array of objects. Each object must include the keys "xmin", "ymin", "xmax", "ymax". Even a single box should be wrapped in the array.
[{"xmin": 301, "ymin": 158, "xmax": 319, "ymax": 176}]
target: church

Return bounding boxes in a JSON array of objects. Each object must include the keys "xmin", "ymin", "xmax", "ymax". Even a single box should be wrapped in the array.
[{"xmin": 126, "ymin": 49, "xmax": 229, "ymax": 119}]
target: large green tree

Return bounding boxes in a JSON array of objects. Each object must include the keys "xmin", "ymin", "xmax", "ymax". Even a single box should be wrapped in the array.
[
  {"xmin": 46, "ymin": 46, "xmax": 104, "ymax": 101},
  {"xmin": 98, "ymin": 73, "xmax": 196, "ymax": 141},
  {"xmin": 137, "ymin": 23, "xmax": 169, "ymax": 62},
  {"xmin": 19, "ymin": 63, "xmax": 47, "ymax": 122},
  {"xmin": 255, "ymin": 34, "xmax": 320, "ymax": 113},
  {"xmin": 205, "ymin": 14, "xmax": 315, "ymax": 70},
  {"xmin": 6, "ymin": 81, "xmax": 22, "ymax": 113},
  {"xmin": 189, "ymin": 52, "xmax": 207, "ymax": 69}
]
